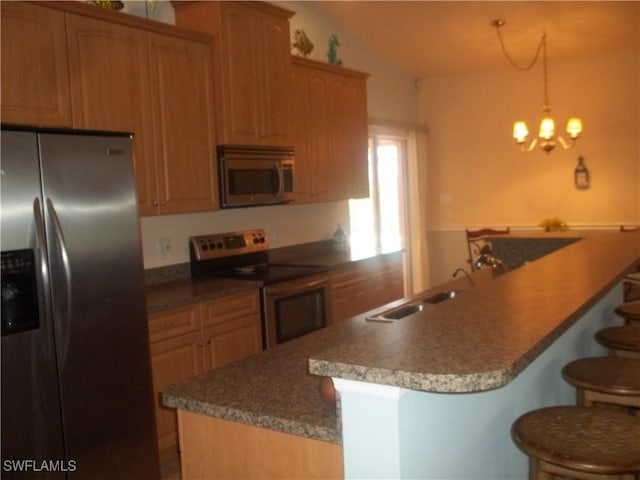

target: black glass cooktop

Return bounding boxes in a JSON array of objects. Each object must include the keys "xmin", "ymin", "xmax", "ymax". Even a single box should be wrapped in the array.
[{"xmin": 216, "ymin": 263, "xmax": 328, "ymax": 285}]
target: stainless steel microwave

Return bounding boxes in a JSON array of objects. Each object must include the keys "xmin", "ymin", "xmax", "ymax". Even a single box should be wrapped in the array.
[{"xmin": 218, "ymin": 145, "xmax": 295, "ymax": 208}]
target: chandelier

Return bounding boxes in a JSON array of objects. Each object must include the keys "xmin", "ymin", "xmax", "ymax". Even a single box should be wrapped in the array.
[{"xmin": 491, "ymin": 19, "xmax": 583, "ymax": 153}]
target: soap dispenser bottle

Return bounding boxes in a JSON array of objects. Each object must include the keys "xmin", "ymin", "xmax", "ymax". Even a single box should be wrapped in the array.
[{"xmin": 332, "ymin": 224, "xmax": 349, "ymax": 252}]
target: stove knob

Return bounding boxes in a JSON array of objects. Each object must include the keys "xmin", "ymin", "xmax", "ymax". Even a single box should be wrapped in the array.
[
  {"xmin": 259, "ymin": 237, "xmax": 266, "ymax": 243},
  {"xmin": 202, "ymin": 243, "xmax": 209, "ymax": 250},
  {"xmin": 217, "ymin": 242, "xmax": 223, "ymax": 249}
]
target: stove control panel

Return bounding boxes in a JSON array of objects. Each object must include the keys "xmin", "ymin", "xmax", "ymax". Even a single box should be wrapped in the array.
[{"xmin": 189, "ymin": 229, "xmax": 269, "ymax": 261}]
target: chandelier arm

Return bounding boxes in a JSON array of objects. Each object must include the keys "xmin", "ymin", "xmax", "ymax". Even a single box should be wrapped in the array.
[{"xmin": 494, "ymin": 22, "xmax": 545, "ymax": 72}]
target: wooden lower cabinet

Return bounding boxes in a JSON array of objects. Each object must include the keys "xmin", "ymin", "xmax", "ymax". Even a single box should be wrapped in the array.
[
  {"xmin": 148, "ymin": 290, "xmax": 261, "ymax": 463},
  {"xmin": 200, "ymin": 290, "xmax": 262, "ymax": 371},
  {"xmin": 330, "ymin": 253, "xmax": 405, "ymax": 324},
  {"xmin": 177, "ymin": 410, "xmax": 344, "ymax": 480}
]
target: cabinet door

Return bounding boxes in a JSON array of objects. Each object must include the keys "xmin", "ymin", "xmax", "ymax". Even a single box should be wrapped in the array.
[
  {"xmin": 328, "ymin": 74, "xmax": 369, "ymax": 200},
  {"xmin": 257, "ymin": 10, "xmax": 291, "ymax": 146},
  {"xmin": 218, "ymin": 2, "xmax": 261, "ymax": 145},
  {"xmin": 200, "ymin": 291, "xmax": 262, "ymax": 371},
  {"xmin": 148, "ymin": 33, "xmax": 218, "ymax": 214},
  {"xmin": 149, "ymin": 331, "xmax": 203, "ymax": 461},
  {"xmin": 148, "ymin": 305, "xmax": 202, "ymax": 461},
  {"xmin": 290, "ymin": 63, "xmax": 331, "ymax": 202},
  {"xmin": 369, "ymin": 267, "xmax": 404, "ymax": 309},
  {"xmin": 1, "ymin": 2, "xmax": 72, "ymax": 127},
  {"xmin": 330, "ymin": 266, "xmax": 369, "ymax": 324},
  {"xmin": 65, "ymin": 14, "xmax": 157, "ymax": 216},
  {"xmin": 343, "ymin": 77, "xmax": 369, "ymax": 198}
]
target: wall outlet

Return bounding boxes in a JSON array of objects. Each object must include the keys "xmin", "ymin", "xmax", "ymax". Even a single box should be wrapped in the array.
[{"xmin": 158, "ymin": 237, "xmax": 171, "ymax": 259}]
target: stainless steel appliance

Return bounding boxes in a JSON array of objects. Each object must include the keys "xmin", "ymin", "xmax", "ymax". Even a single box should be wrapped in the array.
[
  {"xmin": 217, "ymin": 145, "xmax": 295, "ymax": 208},
  {"xmin": 190, "ymin": 230, "xmax": 329, "ymax": 349},
  {"xmin": 1, "ymin": 127, "xmax": 159, "ymax": 479}
]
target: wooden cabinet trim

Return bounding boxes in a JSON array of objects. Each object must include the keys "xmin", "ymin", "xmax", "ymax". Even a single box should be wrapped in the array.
[
  {"xmin": 148, "ymin": 304, "xmax": 200, "ymax": 342},
  {"xmin": 32, "ymin": 1, "xmax": 213, "ymax": 43}
]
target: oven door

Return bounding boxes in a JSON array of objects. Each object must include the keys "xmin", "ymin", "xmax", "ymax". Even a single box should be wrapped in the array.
[{"xmin": 263, "ymin": 274, "xmax": 329, "ymax": 349}]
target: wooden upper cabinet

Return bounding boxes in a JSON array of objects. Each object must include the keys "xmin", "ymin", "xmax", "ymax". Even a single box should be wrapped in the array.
[
  {"xmin": 4, "ymin": 1, "xmax": 218, "ymax": 216},
  {"xmin": 65, "ymin": 14, "xmax": 157, "ymax": 216},
  {"xmin": 291, "ymin": 57, "xmax": 369, "ymax": 203},
  {"xmin": 290, "ymin": 62, "xmax": 331, "ymax": 202},
  {"xmin": 328, "ymin": 73, "xmax": 369, "ymax": 200},
  {"xmin": 1, "ymin": 2, "xmax": 72, "ymax": 127},
  {"xmin": 173, "ymin": 1, "xmax": 294, "ymax": 147},
  {"xmin": 147, "ymin": 33, "xmax": 218, "ymax": 215}
]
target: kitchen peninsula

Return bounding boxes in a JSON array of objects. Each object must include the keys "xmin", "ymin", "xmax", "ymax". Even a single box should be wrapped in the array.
[{"xmin": 162, "ymin": 231, "xmax": 639, "ymax": 479}]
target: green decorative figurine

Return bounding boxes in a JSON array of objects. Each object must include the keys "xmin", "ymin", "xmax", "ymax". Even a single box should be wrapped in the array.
[
  {"xmin": 292, "ymin": 29, "xmax": 314, "ymax": 57},
  {"xmin": 327, "ymin": 34, "xmax": 343, "ymax": 66}
]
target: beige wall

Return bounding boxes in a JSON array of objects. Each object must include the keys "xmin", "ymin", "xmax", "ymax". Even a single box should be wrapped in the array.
[{"xmin": 420, "ymin": 48, "xmax": 640, "ymax": 283}]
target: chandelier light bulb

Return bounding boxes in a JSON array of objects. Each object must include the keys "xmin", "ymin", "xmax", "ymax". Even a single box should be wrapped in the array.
[
  {"xmin": 566, "ymin": 118, "xmax": 583, "ymax": 139},
  {"xmin": 513, "ymin": 121, "xmax": 529, "ymax": 143},
  {"xmin": 539, "ymin": 115, "xmax": 555, "ymax": 140}
]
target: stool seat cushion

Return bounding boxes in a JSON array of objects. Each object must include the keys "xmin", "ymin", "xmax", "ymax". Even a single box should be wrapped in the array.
[
  {"xmin": 562, "ymin": 357, "xmax": 640, "ymax": 396},
  {"xmin": 512, "ymin": 406, "xmax": 640, "ymax": 474},
  {"xmin": 615, "ymin": 302, "xmax": 640, "ymax": 321},
  {"xmin": 595, "ymin": 325, "xmax": 640, "ymax": 352}
]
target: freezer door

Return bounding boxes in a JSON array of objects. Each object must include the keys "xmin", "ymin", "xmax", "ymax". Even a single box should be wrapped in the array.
[
  {"xmin": 38, "ymin": 132, "xmax": 159, "ymax": 479},
  {"xmin": 1, "ymin": 130, "xmax": 66, "ymax": 479}
]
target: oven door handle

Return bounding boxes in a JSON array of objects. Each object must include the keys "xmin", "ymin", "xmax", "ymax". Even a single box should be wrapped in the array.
[{"xmin": 265, "ymin": 276, "xmax": 328, "ymax": 297}]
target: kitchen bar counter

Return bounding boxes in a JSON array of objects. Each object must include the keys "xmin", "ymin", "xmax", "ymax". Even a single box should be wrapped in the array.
[
  {"xmin": 309, "ymin": 232, "xmax": 639, "ymax": 391},
  {"xmin": 162, "ymin": 232, "xmax": 639, "ymax": 445}
]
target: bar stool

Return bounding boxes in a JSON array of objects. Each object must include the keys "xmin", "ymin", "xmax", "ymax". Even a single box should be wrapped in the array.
[
  {"xmin": 512, "ymin": 406, "xmax": 640, "ymax": 480},
  {"xmin": 595, "ymin": 325, "xmax": 640, "ymax": 358},
  {"xmin": 615, "ymin": 302, "xmax": 640, "ymax": 325},
  {"xmin": 561, "ymin": 357, "xmax": 640, "ymax": 410}
]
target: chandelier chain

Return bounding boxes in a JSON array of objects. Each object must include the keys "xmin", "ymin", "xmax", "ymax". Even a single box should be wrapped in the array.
[{"xmin": 494, "ymin": 23, "xmax": 545, "ymax": 72}]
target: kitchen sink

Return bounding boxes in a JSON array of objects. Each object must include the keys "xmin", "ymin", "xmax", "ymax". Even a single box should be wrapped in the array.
[
  {"xmin": 423, "ymin": 290, "xmax": 456, "ymax": 304},
  {"xmin": 366, "ymin": 291, "xmax": 457, "ymax": 322}
]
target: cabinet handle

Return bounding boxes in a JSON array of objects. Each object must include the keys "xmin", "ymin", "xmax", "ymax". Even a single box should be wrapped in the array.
[
  {"xmin": 160, "ymin": 200, "xmax": 166, "ymax": 206},
  {"xmin": 152, "ymin": 201, "xmax": 159, "ymax": 207},
  {"xmin": 197, "ymin": 341, "xmax": 204, "ymax": 347}
]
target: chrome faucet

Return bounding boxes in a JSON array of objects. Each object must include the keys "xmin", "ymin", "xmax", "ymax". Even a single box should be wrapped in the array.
[
  {"xmin": 474, "ymin": 251, "xmax": 509, "ymax": 273},
  {"xmin": 452, "ymin": 268, "xmax": 475, "ymax": 286}
]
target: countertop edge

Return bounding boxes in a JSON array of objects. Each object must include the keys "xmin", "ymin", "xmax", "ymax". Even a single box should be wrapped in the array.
[{"xmin": 161, "ymin": 392, "xmax": 342, "ymax": 445}]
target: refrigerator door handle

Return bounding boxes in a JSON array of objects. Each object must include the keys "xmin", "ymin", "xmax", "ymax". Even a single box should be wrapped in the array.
[
  {"xmin": 46, "ymin": 198, "xmax": 73, "ymax": 365},
  {"xmin": 33, "ymin": 197, "xmax": 53, "ymax": 322}
]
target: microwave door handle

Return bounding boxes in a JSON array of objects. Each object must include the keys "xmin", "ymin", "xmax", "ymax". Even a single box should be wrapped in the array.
[{"xmin": 275, "ymin": 161, "xmax": 284, "ymax": 200}]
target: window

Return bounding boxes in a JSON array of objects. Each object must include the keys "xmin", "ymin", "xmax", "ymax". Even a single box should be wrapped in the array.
[{"xmin": 349, "ymin": 134, "xmax": 407, "ymax": 258}]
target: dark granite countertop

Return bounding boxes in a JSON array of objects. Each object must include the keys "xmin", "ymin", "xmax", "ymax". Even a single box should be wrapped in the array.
[
  {"xmin": 161, "ymin": 232, "xmax": 639, "ymax": 444},
  {"xmin": 146, "ymin": 277, "xmax": 262, "ymax": 314},
  {"xmin": 146, "ymin": 240, "xmax": 402, "ymax": 314}
]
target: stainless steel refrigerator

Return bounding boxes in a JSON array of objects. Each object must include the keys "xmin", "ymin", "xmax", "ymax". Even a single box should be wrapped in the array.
[{"xmin": 1, "ymin": 127, "xmax": 159, "ymax": 479}]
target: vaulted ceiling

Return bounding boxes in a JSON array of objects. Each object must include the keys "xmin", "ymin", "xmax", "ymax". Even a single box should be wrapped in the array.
[{"xmin": 308, "ymin": 1, "xmax": 640, "ymax": 78}]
